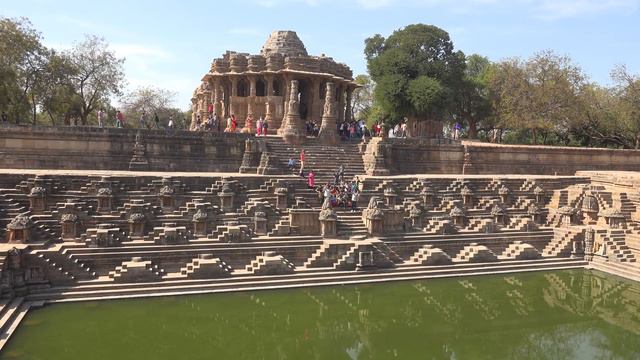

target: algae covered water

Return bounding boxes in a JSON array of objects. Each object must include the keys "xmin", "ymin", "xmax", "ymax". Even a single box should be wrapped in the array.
[{"xmin": 2, "ymin": 269, "xmax": 640, "ymax": 360}]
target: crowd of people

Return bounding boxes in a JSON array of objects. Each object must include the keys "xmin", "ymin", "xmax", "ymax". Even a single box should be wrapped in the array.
[
  {"xmin": 97, "ymin": 109, "xmax": 177, "ymax": 132},
  {"xmin": 289, "ymin": 148, "xmax": 361, "ymax": 212},
  {"xmin": 193, "ymin": 113, "xmax": 270, "ymax": 136},
  {"xmin": 316, "ymin": 170, "xmax": 361, "ymax": 212}
]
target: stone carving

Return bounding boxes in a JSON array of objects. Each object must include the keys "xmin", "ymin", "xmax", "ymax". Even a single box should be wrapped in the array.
[
  {"xmin": 61, "ymin": 213, "xmax": 79, "ymax": 223},
  {"xmin": 8, "ymin": 212, "xmax": 33, "ymax": 229},
  {"xmin": 490, "ymin": 203, "xmax": 506, "ymax": 216},
  {"xmin": 318, "ymin": 198, "xmax": 337, "ymax": 221},
  {"xmin": 129, "ymin": 132, "xmax": 149, "ymax": 171},
  {"xmin": 97, "ymin": 187, "xmax": 113, "ymax": 196},
  {"xmin": 192, "ymin": 208, "xmax": 208, "ymax": 222},
  {"xmin": 287, "ymin": 80, "xmax": 299, "ymax": 115},
  {"xmin": 318, "ymin": 82, "xmax": 338, "ymax": 144},
  {"xmin": 128, "ymin": 213, "xmax": 146, "ymax": 223},
  {"xmin": 30, "ymin": 186, "xmax": 46, "ymax": 196}
]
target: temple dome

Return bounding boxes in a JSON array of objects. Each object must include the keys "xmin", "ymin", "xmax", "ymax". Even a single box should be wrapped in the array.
[{"xmin": 261, "ymin": 31, "xmax": 308, "ymax": 57}]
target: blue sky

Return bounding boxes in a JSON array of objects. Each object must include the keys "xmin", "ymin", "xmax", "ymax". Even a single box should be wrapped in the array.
[{"xmin": 4, "ymin": 0, "xmax": 640, "ymax": 110}]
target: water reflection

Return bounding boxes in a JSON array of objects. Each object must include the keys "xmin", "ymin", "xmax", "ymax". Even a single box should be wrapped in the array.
[{"xmin": 3, "ymin": 269, "xmax": 640, "ymax": 360}]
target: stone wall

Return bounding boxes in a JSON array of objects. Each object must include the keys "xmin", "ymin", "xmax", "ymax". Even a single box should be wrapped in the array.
[
  {"xmin": 0, "ymin": 125, "xmax": 249, "ymax": 172},
  {"xmin": 462, "ymin": 142, "xmax": 640, "ymax": 175},
  {"xmin": 363, "ymin": 138, "xmax": 640, "ymax": 175}
]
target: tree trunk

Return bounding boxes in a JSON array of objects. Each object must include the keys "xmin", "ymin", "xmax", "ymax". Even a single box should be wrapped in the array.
[
  {"xmin": 31, "ymin": 94, "xmax": 37, "ymax": 125},
  {"xmin": 467, "ymin": 114, "xmax": 477, "ymax": 139},
  {"xmin": 531, "ymin": 128, "xmax": 537, "ymax": 145}
]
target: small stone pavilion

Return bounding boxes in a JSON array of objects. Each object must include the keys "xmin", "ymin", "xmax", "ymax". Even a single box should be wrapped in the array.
[{"xmin": 191, "ymin": 30, "xmax": 357, "ymax": 143}]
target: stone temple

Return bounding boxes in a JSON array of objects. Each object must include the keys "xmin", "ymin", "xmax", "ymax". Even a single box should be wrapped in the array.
[
  {"xmin": 190, "ymin": 30, "xmax": 357, "ymax": 143},
  {"xmin": 1, "ymin": 30, "xmax": 640, "ymax": 351}
]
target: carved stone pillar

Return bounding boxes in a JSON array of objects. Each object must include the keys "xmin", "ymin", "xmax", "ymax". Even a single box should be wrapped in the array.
[
  {"xmin": 264, "ymin": 101, "xmax": 273, "ymax": 131},
  {"xmin": 231, "ymin": 77, "xmax": 238, "ymax": 97},
  {"xmin": 249, "ymin": 76, "xmax": 257, "ymax": 97},
  {"xmin": 29, "ymin": 186, "xmax": 47, "ymax": 214},
  {"xmin": 499, "ymin": 185, "xmax": 510, "ymax": 205},
  {"xmin": 128, "ymin": 213, "xmax": 146, "ymax": 238},
  {"xmin": 318, "ymin": 82, "xmax": 338, "ymax": 145},
  {"xmin": 192, "ymin": 207, "xmax": 209, "ymax": 237},
  {"xmin": 265, "ymin": 75, "xmax": 274, "ymax": 96},
  {"xmin": 384, "ymin": 187, "xmax": 398, "ymax": 207},
  {"xmin": 213, "ymin": 82, "xmax": 223, "ymax": 117},
  {"xmin": 275, "ymin": 187, "xmax": 288, "ymax": 210},
  {"xmin": 218, "ymin": 181, "xmax": 235, "ymax": 212},
  {"xmin": 345, "ymin": 87, "xmax": 353, "ymax": 123},
  {"xmin": 254, "ymin": 204, "xmax": 268, "ymax": 235},
  {"xmin": 281, "ymin": 80, "xmax": 305, "ymax": 144},
  {"xmin": 337, "ymin": 85, "xmax": 345, "ymax": 123}
]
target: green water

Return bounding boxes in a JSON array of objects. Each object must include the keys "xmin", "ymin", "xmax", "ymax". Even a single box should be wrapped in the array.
[{"xmin": 3, "ymin": 269, "xmax": 640, "ymax": 360}]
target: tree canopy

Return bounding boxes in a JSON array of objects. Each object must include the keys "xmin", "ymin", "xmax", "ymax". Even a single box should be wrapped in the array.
[{"xmin": 364, "ymin": 24, "xmax": 465, "ymax": 125}]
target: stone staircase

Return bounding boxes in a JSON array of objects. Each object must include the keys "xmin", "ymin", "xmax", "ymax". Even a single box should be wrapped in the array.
[
  {"xmin": 245, "ymin": 251, "xmax": 296, "ymax": 275},
  {"xmin": 543, "ymin": 228, "xmax": 583, "ymax": 257},
  {"xmin": 108, "ymin": 258, "xmax": 165, "ymax": 282},
  {"xmin": 172, "ymin": 254, "xmax": 232, "ymax": 279},
  {"xmin": 0, "ymin": 297, "xmax": 34, "ymax": 351},
  {"xmin": 499, "ymin": 241, "xmax": 542, "ymax": 260},
  {"xmin": 407, "ymin": 245, "xmax": 453, "ymax": 265},
  {"xmin": 597, "ymin": 229, "xmax": 636, "ymax": 263},
  {"xmin": 452, "ymin": 243, "xmax": 498, "ymax": 263},
  {"xmin": 263, "ymin": 137, "xmax": 365, "ymax": 183},
  {"xmin": 336, "ymin": 209, "xmax": 367, "ymax": 237},
  {"xmin": 303, "ymin": 240, "xmax": 354, "ymax": 268}
]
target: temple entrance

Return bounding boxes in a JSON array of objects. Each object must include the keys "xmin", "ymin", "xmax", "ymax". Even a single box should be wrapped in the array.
[
  {"xmin": 237, "ymin": 79, "xmax": 249, "ymax": 97},
  {"xmin": 256, "ymin": 79, "xmax": 266, "ymax": 97},
  {"xmin": 296, "ymin": 79, "xmax": 310, "ymax": 120},
  {"xmin": 273, "ymin": 79, "xmax": 282, "ymax": 96}
]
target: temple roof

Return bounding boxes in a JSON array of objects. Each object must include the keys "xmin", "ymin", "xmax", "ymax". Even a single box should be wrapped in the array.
[{"xmin": 261, "ymin": 31, "xmax": 308, "ymax": 57}]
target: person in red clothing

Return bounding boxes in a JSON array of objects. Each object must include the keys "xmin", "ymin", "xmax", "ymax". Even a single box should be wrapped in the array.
[
  {"xmin": 231, "ymin": 114, "xmax": 237, "ymax": 132},
  {"xmin": 307, "ymin": 170, "xmax": 315, "ymax": 189},
  {"xmin": 207, "ymin": 103, "xmax": 213, "ymax": 115},
  {"xmin": 300, "ymin": 149, "xmax": 305, "ymax": 170},
  {"xmin": 116, "ymin": 110, "xmax": 124, "ymax": 128}
]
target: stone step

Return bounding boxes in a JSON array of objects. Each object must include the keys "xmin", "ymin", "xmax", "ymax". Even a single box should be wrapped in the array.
[{"xmin": 27, "ymin": 258, "xmax": 587, "ymax": 303}]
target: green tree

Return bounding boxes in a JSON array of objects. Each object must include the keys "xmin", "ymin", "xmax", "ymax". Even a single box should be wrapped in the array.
[
  {"xmin": 611, "ymin": 65, "xmax": 640, "ymax": 148},
  {"xmin": 487, "ymin": 51, "xmax": 585, "ymax": 144},
  {"xmin": 364, "ymin": 24, "xmax": 465, "ymax": 135},
  {"xmin": 351, "ymin": 74, "xmax": 374, "ymax": 120},
  {"xmin": 120, "ymin": 86, "xmax": 177, "ymax": 128},
  {"xmin": 453, "ymin": 54, "xmax": 492, "ymax": 139},
  {"xmin": 36, "ymin": 51, "xmax": 80, "ymax": 125},
  {"xmin": 0, "ymin": 17, "xmax": 48, "ymax": 123},
  {"xmin": 66, "ymin": 35, "xmax": 125, "ymax": 125}
]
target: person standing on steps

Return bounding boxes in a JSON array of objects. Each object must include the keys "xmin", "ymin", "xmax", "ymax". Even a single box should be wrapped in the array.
[
  {"xmin": 307, "ymin": 170, "xmax": 315, "ymax": 189},
  {"xmin": 139, "ymin": 111, "xmax": 147, "ymax": 129},
  {"xmin": 154, "ymin": 112, "xmax": 160, "ymax": 129},
  {"xmin": 300, "ymin": 149, "xmax": 305, "ymax": 171},
  {"xmin": 351, "ymin": 190, "xmax": 359, "ymax": 212},
  {"xmin": 116, "ymin": 110, "xmax": 124, "ymax": 128},
  {"xmin": 97, "ymin": 109, "xmax": 104, "ymax": 128}
]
